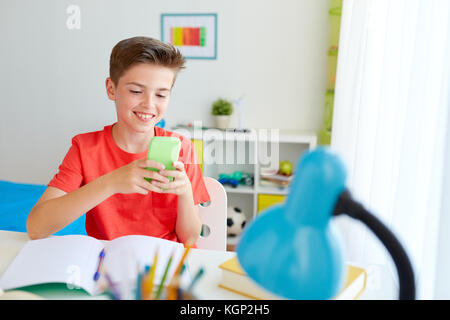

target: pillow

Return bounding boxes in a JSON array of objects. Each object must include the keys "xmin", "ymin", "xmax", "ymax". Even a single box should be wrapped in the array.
[{"xmin": 0, "ymin": 180, "xmax": 86, "ymax": 235}]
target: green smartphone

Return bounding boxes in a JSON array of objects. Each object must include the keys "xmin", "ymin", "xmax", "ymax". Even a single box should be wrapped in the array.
[{"xmin": 145, "ymin": 136, "xmax": 182, "ymax": 183}]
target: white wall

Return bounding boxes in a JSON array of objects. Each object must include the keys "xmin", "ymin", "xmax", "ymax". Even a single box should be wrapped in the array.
[{"xmin": 0, "ymin": 0, "xmax": 330, "ymax": 184}]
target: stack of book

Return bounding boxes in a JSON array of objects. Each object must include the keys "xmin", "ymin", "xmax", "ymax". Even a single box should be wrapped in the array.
[
  {"xmin": 259, "ymin": 171, "xmax": 293, "ymax": 189},
  {"xmin": 218, "ymin": 256, "xmax": 367, "ymax": 300}
]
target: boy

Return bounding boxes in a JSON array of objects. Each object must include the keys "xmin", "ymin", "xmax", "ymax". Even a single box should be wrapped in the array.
[{"xmin": 27, "ymin": 37, "xmax": 210, "ymax": 245}]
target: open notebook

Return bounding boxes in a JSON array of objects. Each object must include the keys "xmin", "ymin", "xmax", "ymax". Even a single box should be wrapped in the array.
[{"xmin": 0, "ymin": 234, "xmax": 189, "ymax": 296}]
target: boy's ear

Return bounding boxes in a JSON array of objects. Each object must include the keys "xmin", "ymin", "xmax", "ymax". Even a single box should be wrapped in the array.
[{"xmin": 105, "ymin": 77, "xmax": 116, "ymax": 101}]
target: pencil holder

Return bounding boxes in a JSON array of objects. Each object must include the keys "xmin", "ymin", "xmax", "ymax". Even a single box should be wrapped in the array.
[
  {"xmin": 177, "ymin": 288, "xmax": 197, "ymax": 300},
  {"xmin": 160, "ymin": 286, "xmax": 198, "ymax": 300}
]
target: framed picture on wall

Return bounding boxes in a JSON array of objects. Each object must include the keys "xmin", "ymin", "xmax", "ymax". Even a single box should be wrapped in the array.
[{"xmin": 161, "ymin": 13, "xmax": 217, "ymax": 60}]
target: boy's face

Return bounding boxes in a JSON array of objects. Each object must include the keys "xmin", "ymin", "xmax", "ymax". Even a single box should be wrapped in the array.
[{"xmin": 106, "ymin": 63, "xmax": 175, "ymax": 134}]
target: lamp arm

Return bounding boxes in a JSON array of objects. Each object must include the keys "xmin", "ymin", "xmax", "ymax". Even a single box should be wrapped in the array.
[{"xmin": 333, "ymin": 189, "xmax": 416, "ymax": 300}]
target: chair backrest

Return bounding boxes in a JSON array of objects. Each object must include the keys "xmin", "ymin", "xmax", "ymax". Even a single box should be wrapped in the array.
[{"xmin": 196, "ymin": 177, "xmax": 227, "ymax": 251}]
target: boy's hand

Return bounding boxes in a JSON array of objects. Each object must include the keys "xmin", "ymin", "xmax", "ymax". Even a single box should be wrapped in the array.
[
  {"xmin": 150, "ymin": 161, "xmax": 193, "ymax": 196},
  {"xmin": 104, "ymin": 159, "xmax": 171, "ymax": 195}
]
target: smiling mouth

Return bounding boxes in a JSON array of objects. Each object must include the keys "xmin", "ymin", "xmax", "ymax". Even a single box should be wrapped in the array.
[{"xmin": 134, "ymin": 111, "xmax": 156, "ymax": 121}]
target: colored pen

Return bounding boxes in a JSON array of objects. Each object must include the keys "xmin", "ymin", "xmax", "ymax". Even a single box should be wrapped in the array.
[
  {"xmin": 144, "ymin": 252, "xmax": 158, "ymax": 300},
  {"xmin": 136, "ymin": 267, "xmax": 144, "ymax": 300},
  {"xmin": 187, "ymin": 267, "xmax": 204, "ymax": 292},
  {"xmin": 154, "ymin": 249, "xmax": 175, "ymax": 299},
  {"xmin": 166, "ymin": 263, "xmax": 186, "ymax": 300},
  {"xmin": 168, "ymin": 243, "xmax": 193, "ymax": 289},
  {"xmin": 102, "ymin": 267, "xmax": 121, "ymax": 300},
  {"xmin": 172, "ymin": 243, "xmax": 193, "ymax": 279},
  {"xmin": 166, "ymin": 244, "xmax": 192, "ymax": 300},
  {"xmin": 180, "ymin": 263, "xmax": 186, "ymax": 276},
  {"xmin": 138, "ymin": 264, "xmax": 150, "ymax": 300},
  {"xmin": 93, "ymin": 249, "xmax": 105, "ymax": 281}
]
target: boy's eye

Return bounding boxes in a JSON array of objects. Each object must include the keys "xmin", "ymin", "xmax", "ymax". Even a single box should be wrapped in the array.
[
  {"xmin": 130, "ymin": 90, "xmax": 142, "ymax": 94},
  {"xmin": 157, "ymin": 94, "xmax": 167, "ymax": 98}
]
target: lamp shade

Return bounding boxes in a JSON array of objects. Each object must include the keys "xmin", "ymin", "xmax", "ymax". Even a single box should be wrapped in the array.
[{"xmin": 236, "ymin": 148, "xmax": 348, "ymax": 300}]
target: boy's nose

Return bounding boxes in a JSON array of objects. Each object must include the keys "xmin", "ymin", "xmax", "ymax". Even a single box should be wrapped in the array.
[{"xmin": 141, "ymin": 93, "xmax": 156, "ymax": 108}]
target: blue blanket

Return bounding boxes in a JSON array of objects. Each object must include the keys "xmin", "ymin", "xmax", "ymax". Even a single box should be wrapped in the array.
[{"xmin": 0, "ymin": 180, "xmax": 86, "ymax": 235}]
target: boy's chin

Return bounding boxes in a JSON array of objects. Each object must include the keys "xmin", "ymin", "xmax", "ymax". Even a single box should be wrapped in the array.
[{"xmin": 134, "ymin": 122, "xmax": 157, "ymax": 132}]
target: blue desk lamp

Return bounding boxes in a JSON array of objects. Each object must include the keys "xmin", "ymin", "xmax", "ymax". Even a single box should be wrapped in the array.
[{"xmin": 237, "ymin": 148, "xmax": 415, "ymax": 300}]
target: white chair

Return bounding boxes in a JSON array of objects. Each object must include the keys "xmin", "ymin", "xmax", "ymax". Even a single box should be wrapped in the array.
[{"xmin": 195, "ymin": 177, "xmax": 227, "ymax": 251}]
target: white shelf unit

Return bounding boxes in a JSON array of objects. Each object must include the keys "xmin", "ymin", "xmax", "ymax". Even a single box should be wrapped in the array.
[{"xmin": 172, "ymin": 127, "xmax": 318, "ymax": 223}]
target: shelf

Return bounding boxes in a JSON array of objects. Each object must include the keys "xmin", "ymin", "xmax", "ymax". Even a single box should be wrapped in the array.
[
  {"xmin": 177, "ymin": 125, "xmax": 317, "ymax": 219},
  {"xmin": 257, "ymin": 129, "xmax": 318, "ymax": 145},
  {"xmin": 171, "ymin": 126, "xmax": 258, "ymax": 142},
  {"xmin": 222, "ymin": 184, "xmax": 290, "ymax": 196},
  {"xmin": 256, "ymin": 185, "xmax": 290, "ymax": 195},
  {"xmin": 171, "ymin": 126, "xmax": 317, "ymax": 146},
  {"xmin": 223, "ymin": 185, "xmax": 255, "ymax": 194}
]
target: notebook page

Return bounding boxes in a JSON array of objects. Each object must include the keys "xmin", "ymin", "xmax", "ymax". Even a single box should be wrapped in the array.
[
  {"xmin": 103, "ymin": 235, "xmax": 189, "ymax": 296},
  {"xmin": 0, "ymin": 235, "xmax": 104, "ymax": 295}
]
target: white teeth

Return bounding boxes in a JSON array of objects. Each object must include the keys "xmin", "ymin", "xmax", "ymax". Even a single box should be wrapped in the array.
[{"xmin": 135, "ymin": 112, "xmax": 153, "ymax": 120}]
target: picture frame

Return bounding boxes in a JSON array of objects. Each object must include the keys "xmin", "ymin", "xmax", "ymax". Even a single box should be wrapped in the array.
[{"xmin": 161, "ymin": 13, "xmax": 217, "ymax": 60}]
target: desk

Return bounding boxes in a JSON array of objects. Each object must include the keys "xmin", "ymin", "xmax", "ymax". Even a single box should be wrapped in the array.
[
  {"xmin": 0, "ymin": 231, "xmax": 396, "ymax": 300},
  {"xmin": 0, "ymin": 231, "xmax": 244, "ymax": 300}
]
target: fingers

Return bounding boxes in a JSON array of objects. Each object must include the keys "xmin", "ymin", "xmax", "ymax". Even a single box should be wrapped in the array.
[
  {"xmin": 150, "ymin": 183, "xmax": 186, "ymax": 195},
  {"xmin": 138, "ymin": 178, "xmax": 165, "ymax": 194},
  {"xmin": 150, "ymin": 172, "xmax": 190, "ymax": 194},
  {"xmin": 150, "ymin": 178, "xmax": 184, "ymax": 192},
  {"xmin": 139, "ymin": 168, "xmax": 170, "ymax": 183},
  {"xmin": 172, "ymin": 161, "xmax": 185, "ymax": 171},
  {"xmin": 159, "ymin": 161, "xmax": 185, "ymax": 179},
  {"xmin": 159, "ymin": 169, "xmax": 183, "ymax": 180},
  {"xmin": 134, "ymin": 185, "xmax": 153, "ymax": 195},
  {"xmin": 134, "ymin": 160, "xmax": 187, "ymax": 195},
  {"xmin": 153, "ymin": 162, "xmax": 188, "ymax": 193},
  {"xmin": 136, "ymin": 159, "xmax": 165, "ymax": 171}
]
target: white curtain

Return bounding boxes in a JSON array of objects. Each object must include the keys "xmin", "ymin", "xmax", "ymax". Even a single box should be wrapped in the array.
[{"xmin": 331, "ymin": 0, "xmax": 450, "ymax": 299}]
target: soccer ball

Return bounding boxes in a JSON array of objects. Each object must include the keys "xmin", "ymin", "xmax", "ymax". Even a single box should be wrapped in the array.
[{"xmin": 227, "ymin": 206, "xmax": 247, "ymax": 237}]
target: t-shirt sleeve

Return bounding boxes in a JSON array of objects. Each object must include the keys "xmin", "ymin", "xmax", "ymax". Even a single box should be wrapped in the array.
[
  {"xmin": 48, "ymin": 137, "xmax": 83, "ymax": 193},
  {"xmin": 183, "ymin": 139, "xmax": 211, "ymax": 206}
]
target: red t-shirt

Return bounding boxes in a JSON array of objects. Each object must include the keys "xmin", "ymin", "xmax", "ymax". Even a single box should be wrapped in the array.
[{"xmin": 48, "ymin": 123, "xmax": 210, "ymax": 241}]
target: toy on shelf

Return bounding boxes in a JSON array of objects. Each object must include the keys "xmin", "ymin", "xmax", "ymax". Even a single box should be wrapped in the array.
[
  {"xmin": 218, "ymin": 171, "xmax": 254, "ymax": 188},
  {"xmin": 218, "ymin": 171, "xmax": 241, "ymax": 188},
  {"xmin": 240, "ymin": 172, "xmax": 254, "ymax": 186},
  {"xmin": 260, "ymin": 161, "xmax": 294, "ymax": 188},
  {"xmin": 227, "ymin": 206, "xmax": 247, "ymax": 237}
]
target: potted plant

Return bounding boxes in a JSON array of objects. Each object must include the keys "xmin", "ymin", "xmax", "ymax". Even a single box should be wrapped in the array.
[{"xmin": 212, "ymin": 98, "xmax": 234, "ymax": 129}]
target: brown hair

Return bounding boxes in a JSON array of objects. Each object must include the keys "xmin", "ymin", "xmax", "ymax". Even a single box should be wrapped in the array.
[{"xmin": 109, "ymin": 36, "xmax": 186, "ymax": 86}]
